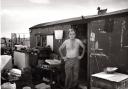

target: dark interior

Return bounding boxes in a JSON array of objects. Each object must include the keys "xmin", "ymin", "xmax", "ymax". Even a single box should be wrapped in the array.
[{"xmin": 72, "ymin": 23, "xmax": 88, "ymax": 85}]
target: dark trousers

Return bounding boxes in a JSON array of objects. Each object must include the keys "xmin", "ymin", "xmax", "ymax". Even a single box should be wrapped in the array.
[{"xmin": 65, "ymin": 58, "xmax": 79, "ymax": 89}]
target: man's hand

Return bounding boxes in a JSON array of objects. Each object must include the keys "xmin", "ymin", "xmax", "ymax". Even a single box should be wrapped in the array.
[{"xmin": 62, "ymin": 57, "xmax": 68, "ymax": 61}]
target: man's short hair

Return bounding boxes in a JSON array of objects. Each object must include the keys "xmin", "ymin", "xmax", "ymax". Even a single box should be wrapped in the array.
[{"xmin": 68, "ymin": 28, "xmax": 76, "ymax": 34}]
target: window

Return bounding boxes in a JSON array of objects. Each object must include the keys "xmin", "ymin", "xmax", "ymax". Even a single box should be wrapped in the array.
[
  {"xmin": 36, "ymin": 34, "xmax": 53, "ymax": 50},
  {"xmin": 36, "ymin": 35, "xmax": 46, "ymax": 47}
]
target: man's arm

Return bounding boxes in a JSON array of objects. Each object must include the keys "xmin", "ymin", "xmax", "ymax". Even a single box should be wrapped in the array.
[
  {"xmin": 78, "ymin": 39, "xmax": 85, "ymax": 60},
  {"xmin": 59, "ymin": 40, "xmax": 67, "ymax": 60}
]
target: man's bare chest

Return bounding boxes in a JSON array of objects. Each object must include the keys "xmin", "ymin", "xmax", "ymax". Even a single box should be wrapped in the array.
[{"xmin": 66, "ymin": 41, "xmax": 79, "ymax": 49}]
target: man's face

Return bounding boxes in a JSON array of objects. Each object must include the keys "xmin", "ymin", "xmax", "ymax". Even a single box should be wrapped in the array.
[{"xmin": 69, "ymin": 31, "xmax": 76, "ymax": 39}]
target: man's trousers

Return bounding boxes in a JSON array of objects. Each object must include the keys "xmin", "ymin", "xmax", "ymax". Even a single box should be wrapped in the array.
[{"xmin": 65, "ymin": 58, "xmax": 79, "ymax": 89}]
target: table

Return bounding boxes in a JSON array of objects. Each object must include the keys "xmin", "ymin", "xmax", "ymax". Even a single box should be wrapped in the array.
[
  {"xmin": 40, "ymin": 59, "xmax": 64, "ymax": 89},
  {"xmin": 44, "ymin": 59, "xmax": 62, "ymax": 83},
  {"xmin": 91, "ymin": 72, "xmax": 128, "ymax": 89}
]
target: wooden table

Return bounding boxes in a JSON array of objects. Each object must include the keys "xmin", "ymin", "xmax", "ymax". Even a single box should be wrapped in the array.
[{"xmin": 91, "ymin": 72, "xmax": 128, "ymax": 89}]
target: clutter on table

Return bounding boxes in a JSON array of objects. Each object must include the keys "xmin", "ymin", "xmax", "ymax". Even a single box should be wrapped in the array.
[
  {"xmin": 35, "ymin": 83, "xmax": 51, "ymax": 89},
  {"xmin": 104, "ymin": 67, "xmax": 118, "ymax": 74}
]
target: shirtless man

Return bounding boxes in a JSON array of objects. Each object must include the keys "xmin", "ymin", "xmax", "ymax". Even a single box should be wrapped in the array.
[{"xmin": 59, "ymin": 28, "xmax": 85, "ymax": 89}]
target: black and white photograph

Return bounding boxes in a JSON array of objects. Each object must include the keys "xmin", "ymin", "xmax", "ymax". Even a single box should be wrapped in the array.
[{"xmin": 1, "ymin": 0, "xmax": 128, "ymax": 89}]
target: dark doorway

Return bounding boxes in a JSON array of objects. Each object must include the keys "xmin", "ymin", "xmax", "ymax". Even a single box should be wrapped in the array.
[{"xmin": 72, "ymin": 23, "xmax": 88, "ymax": 88}]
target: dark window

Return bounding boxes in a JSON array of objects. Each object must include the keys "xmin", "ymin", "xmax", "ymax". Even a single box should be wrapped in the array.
[{"xmin": 36, "ymin": 35, "xmax": 46, "ymax": 47}]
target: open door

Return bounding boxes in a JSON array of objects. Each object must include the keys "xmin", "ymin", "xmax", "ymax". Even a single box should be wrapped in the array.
[
  {"xmin": 46, "ymin": 35, "xmax": 53, "ymax": 51},
  {"xmin": 72, "ymin": 23, "xmax": 88, "ymax": 89}
]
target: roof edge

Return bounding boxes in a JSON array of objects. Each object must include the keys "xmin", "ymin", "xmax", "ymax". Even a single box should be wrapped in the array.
[{"xmin": 29, "ymin": 8, "xmax": 128, "ymax": 29}]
